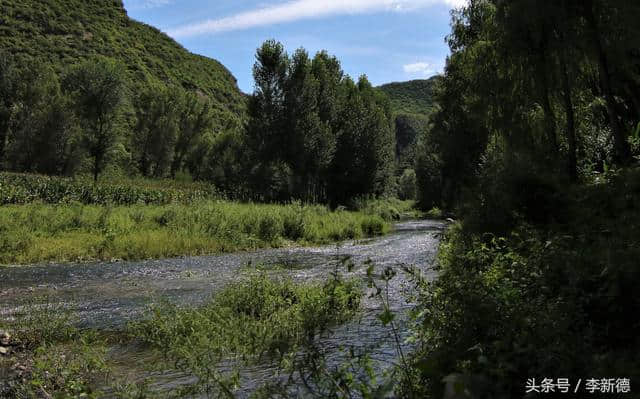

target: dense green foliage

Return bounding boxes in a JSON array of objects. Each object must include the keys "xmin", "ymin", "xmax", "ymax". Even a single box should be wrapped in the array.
[
  {"xmin": 351, "ymin": 197, "xmax": 422, "ymax": 221},
  {"xmin": 64, "ymin": 58, "xmax": 128, "ymax": 182},
  {"xmin": 0, "ymin": 54, "xmax": 242, "ymax": 183},
  {"xmin": 416, "ymin": 0, "xmax": 640, "ymax": 211},
  {"xmin": 1, "ymin": 31, "xmax": 401, "ymax": 204},
  {"xmin": 404, "ymin": 170, "xmax": 640, "ymax": 398},
  {"xmin": 398, "ymin": 0, "xmax": 640, "ymax": 397},
  {"xmin": 0, "ymin": 200, "xmax": 389, "ymax": 265},
  {"xmin": 394, "ymin": 113, "xmax": 430, "ymax": 173},
  {"xmin": 245, "ymin": 41, "xmax": 396, "ymax": 204},
  {"xmin": 0, "ymin": 0, "xmax": 247, "ymax": 184},
  {"xmin": 0, "ymin": 304, "xmax": 114, "ymax": 398},
  {"xmin": 378, "ymin": 78, "xmax": 440, "ymax": 187},
  {"xmin": 398, "ymin": 169, "xmax": 417, "ymax": 200}
]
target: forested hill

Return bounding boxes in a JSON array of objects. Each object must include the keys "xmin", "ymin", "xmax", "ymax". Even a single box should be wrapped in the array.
[
  {"xmin": 378, "ymin": 76, "xmax": 440, "ymax": 116},
  {"xmin": 0, "ymin": 0, "xmax": 245, "ymax": 117},
  {"xmin": 378, "ymin": 76, "xmax": 441, "ymax": 171}
]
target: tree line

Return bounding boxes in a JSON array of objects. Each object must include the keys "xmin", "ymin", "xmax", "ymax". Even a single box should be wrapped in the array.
[
  {"xmin": 415, "ymin": 0, "xmax": 640, "ymax": 220},
  {"xmin": 0, "ymin": 54, "xmax": 230, "ymax": 183},
  {"xmin": 0, "ymin": 42, "xmax": 397, "ymax": 206},
  {"xmin": 244, "ymin": 40, "xmax": 395, "ymax": 205},
  {"xmin": 400, "ymin": 1, "xmax": 640, "ymax": 397}
]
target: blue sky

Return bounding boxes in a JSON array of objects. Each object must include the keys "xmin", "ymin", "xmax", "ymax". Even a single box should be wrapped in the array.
[{"xmin": 122, "ymin": 0, "xmax": 464, "ymax": 93}]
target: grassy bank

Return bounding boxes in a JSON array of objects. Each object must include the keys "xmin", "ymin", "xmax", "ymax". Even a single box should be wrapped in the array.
[{"xmin": 0, "ymin": 200, "xmax": 389, "ymax": 265}]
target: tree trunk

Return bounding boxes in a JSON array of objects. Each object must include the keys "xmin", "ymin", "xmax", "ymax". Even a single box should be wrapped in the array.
[
  {"xmin": 93, "ymin": 155, "xmax": 100, "ymax": 183},
  {"xmin": 561, "ymin": 57, "xmax": 578, "ymax": 181},
  {"xmin": 170, "ymin": 152, "xmax": 183, "ymax": 178},
  {"xmin": 140, "ymin": 152, "xmax": 150, "ymax": 177},
  {"xmin": 0, "ymin": 124, "xmax": 7, "ymax": 165},
  {"xmin": 0, "ymin": 104, "xmax": 12, "ymax": 165},
  {"xmin": 598, "ymin": 56, "xmax": 631, "ymax": 164},
  {"xmin": 537, "ymin": 49, "xmax": 558, "ymax": 155}
]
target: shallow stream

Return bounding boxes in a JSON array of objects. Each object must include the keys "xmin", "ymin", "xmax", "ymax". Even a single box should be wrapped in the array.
[{"xmin": 0, "ymin": 220, "xmax": 445, "ymax": 397}]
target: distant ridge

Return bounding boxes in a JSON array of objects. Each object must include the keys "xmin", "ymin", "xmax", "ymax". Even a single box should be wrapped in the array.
[
  {"xmin": 378, "ymin": 76, "xmax": 441, "ymax": 170},
  {"xmin": 378, "ymin": 76, "xmax": 441, "ymax": 116}
]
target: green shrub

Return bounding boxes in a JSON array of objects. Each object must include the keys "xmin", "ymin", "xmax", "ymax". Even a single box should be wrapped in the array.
[
  {"xmin": 360, "ymin": 217, "xmax": 387, "ymax": 236},
  {"xmin": 23, "ymin": 339, "xmax": 108, "ymax": 399},
  {"xmin": 425, "ymin": 207, "xmax": 443, "ymax": 219},
  {"xmin": 402, "ymin": 171, "xmax": 640, "ymax": 397},
  {"xmin": 132, "ymin": 274, "xmax": 361, "ymax": 357},
  {"xmin": 0, "ymin": 303, "xmax": 142, "ymax": 399},
  {"xmin": 130, "ymin": 274, "xmax": 362, "ymax": 395},
  {"xmin": 282, "ymin": 206, "xmax": 306, "ymax": 241},
  {"xmin": 351, "ymin": 197, "xmax": 422, "ymax": 221},
  {"xmin": 2, "ymin": 301, "xmax": 78, "ymax": 349},
  {"xmin": 258, "ymin": 213, "xmax": 282, "ymax": 242},
  {"xmin": 398, "ymin": 169, "xmax": 417, "ymax": 200}
]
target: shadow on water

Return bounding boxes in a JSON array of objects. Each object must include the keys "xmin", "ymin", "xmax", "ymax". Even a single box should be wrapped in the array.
[{"xmin": 0, "ymin": 220, "xmax": 445, "ymax": 396}]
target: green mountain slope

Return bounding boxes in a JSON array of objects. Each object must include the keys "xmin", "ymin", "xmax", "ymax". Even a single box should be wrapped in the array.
[
  {"xmin": 378, "ymin": 76, "xmax": 441, "ymax": 171},
  {"xmin": 378, "ymin": 76, "xmax": 441, "ymax": 116},
  {"xmin": 0, "ymin": 0, "xmax": 245, "ymax": 117}
]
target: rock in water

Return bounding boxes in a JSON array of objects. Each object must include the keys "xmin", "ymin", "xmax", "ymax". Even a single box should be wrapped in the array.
[{"xmin": 0, "ymin": 331, "xmax": 10, "ymax": 346}]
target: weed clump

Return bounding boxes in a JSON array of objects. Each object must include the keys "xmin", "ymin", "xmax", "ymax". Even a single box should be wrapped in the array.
[
  {"xmin": 131, "ymin": 274, "xmax": 361, "ymax": 358},
  {"xmin": 129, "ymin": 274, "xmax": 362, "ymax": 396}
]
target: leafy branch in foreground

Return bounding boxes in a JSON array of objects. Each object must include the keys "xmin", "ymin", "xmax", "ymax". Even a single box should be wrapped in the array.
[{"xmin": 258, "ymin": 258, "xmax": 423, "ymax": 399}]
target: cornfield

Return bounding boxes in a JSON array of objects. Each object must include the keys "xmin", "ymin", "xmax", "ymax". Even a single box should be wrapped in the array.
[{"xmin": 0, "ymin": 173, "xmax": 219, "ymax": 206}]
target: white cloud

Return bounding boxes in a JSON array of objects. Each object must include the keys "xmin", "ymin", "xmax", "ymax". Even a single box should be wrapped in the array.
[
  {"xmin": 403, "ymin": 62, "xmax": 437, "ymax": 77},
  {"xmin": 128, "ymin": 0, "xmax": 173, "ymax": 10},
  {"xmin": 167, "ymin": 0, "xmax": 468, "ymax": 38},
  {"xmin": 445, "ymin": 0, "xmax": 468, "ymax": 7}
]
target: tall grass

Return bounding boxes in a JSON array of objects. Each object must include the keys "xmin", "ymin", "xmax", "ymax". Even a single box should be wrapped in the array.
[
  {"xmin": 350, "ymin": 197, "xmax": 423, "ymax": 221},
  {"xmin": 129, "ymin": 273, "xmax": 362, "ymax": 396},
  {"xmin": 0, "ymin": 201, "xmax": 390, "ymax": 265},
  {"xmin": 131, "ymin": 274, "xmax": 361, "ymax": 359}
]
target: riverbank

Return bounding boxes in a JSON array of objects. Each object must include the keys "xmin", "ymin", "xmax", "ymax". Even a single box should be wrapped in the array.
[
  {"xmin": 0, "ymin": 220, "xmax": 445, "ymax": 397},
  {"xmin": 0, "ymin": 201, "xmax": 390, "ymax": 265}
]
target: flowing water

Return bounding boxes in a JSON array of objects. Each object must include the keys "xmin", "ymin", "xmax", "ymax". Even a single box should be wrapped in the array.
[{"xmin": 0, "ymin": 220, "xmax": 445, "ymax": 397}]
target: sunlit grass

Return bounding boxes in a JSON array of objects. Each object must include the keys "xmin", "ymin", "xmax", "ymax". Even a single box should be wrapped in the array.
[
  {"xmin": 351, "ymin": 197, "xmax": 423, "ymax": 221},
  {"xmin": 0, "ymin": 201, "xmax": 390, "ymax": 265}
]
